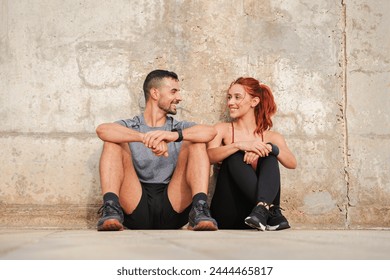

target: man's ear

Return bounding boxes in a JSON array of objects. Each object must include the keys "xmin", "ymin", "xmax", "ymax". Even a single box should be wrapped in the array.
[{"xmin": 150, "ymin": 88, "xmax": 159, "ymax": 100}]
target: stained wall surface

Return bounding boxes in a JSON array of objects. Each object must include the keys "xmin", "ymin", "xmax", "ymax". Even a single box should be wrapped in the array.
[{"xmin": 0, "ymin": 0, "xmax": 389, "ymax": 229}]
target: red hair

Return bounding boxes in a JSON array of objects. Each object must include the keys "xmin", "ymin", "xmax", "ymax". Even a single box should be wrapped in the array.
[{"xmin": 230, "ymin": 77, "xmax": 277, "ymax": 134}]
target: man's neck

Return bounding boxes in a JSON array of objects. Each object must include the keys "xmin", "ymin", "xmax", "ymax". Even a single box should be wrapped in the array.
[{"xmin": 143, "ymin": 103, "xmax": 168, "ymax": 127}]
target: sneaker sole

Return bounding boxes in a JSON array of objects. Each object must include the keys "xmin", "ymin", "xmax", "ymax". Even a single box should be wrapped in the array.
[
  {"xmin": 244, "ymin": 218, "xmax": 266, "ymax": 231},
  {"xmin": 97, "ymin": 219, "xmax": 124, "ymax": 231},
  {"xmin": 266, "ymin": 223, "xmax": 290, "ymax": 231},
  {"xmin": 187, "ymin": 220, "xmax": 218, "ymax": 231}
]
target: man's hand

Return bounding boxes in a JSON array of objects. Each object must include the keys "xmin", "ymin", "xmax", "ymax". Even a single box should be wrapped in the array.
[
  {"xmin": 142, "ymin": 130, "xmax": 177, "ymax": 157},
  {"xmin": 143, "ymin": 130, "xmax": 178, "ymax": 149},
  {"xmin": 150, "ymin": 141, "xmax": 169, "ymax": 157}
]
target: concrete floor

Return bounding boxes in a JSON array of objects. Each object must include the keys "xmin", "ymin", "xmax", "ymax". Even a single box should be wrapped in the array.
[
  {"xmin": 1, "ymin": 228, "xmax": 390, "ymax": 260},
  {"xmin": 1, "ymin": 228, "xmax": 390, "ymax": 280}
]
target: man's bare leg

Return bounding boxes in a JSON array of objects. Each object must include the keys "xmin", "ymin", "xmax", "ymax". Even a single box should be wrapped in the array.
[
  {"xmin": 168, "ymin": 142, "xmax": 218, "ymax": 231},
  {"xmin": 97, "ymin": 142, "xmax": 142, "ymax": 231}
]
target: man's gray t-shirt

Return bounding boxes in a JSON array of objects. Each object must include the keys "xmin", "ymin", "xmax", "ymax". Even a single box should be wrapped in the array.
[{"xmin": 116, "ymin": 114, "xmax": 196, "ymax": 184}]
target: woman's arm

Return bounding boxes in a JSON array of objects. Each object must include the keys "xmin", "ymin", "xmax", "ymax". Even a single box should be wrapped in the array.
[
  {"xmin": 267, "ymin": 131, "xmax": 297, "ymax": 169},
  {"xmin": 207, "ymin": 123, "xmax": 240, "ymax": 164},
  {"xmin": 207, "ymin": 123, "xmax": 273, "ymax": 164}
]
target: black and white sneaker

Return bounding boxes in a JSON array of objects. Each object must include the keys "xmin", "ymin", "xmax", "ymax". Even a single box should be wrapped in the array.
[
  {"xmin": 97, "ymin": 200, "xmax": 124, "ymax": 231},
  {"xmin": 245, "ymin": 204, "xmax": 269, "ymax": 231},
  {"xmin": 188, "ymin": 200, "xmax": 218, "ymax": 231},
  {"xmin": 267, "ymin": 205, "xmax": 290, "ymax": 231}
]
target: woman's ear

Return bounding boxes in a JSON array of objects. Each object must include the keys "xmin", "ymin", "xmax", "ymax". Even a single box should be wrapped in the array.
[{"xmin": 251, "ymin": 97, "xmax": 260, "ymax": 108}]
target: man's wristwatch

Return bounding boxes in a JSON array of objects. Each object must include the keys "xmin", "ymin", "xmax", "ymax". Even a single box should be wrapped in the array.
[{"xmin": 171, "ymin": 128, "xmax": 183, "ymax": 142}]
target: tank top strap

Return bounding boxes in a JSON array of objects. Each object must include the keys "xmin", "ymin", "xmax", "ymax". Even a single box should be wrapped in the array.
[{"xmin": 231, "ymin": 122, "xmax": 234, "ymax": 143}]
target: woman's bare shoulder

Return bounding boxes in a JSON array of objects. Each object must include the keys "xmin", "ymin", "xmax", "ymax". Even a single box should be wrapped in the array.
[
  {"xmin": 214, "ymin": 122, "xmax": 231, "ymax": 131},
  {"xmin": 264, "ymin": 130, "xmax": 285, "ymax": 142},
  {"xmin": 213, "ymin": 122, "xmax": 232, "ymax": 141}
]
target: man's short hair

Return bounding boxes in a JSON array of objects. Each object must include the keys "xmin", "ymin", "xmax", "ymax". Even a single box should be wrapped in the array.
[{"xmin": 143, "ymin": 70, "xmax": 179, "ymax": 101}]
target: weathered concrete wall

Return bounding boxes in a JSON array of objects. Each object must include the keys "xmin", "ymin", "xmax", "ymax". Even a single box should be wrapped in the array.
[
  {"xmin": 345, "ymin": 0, "xmax": 390, "ymax": 228},
  {"xmin": 0, "ymin": 0, "xmax": 389, "ymax": 229}
]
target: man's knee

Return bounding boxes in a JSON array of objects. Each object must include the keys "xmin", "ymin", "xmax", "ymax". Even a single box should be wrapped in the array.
[
  {"xmin": 179, "ymin": 141, "xmax": 207, "ymax": 156},
  {"xmin": 187, "ymin": 142, "xmax": 207, "ymax": 153},
  {"xmin": 102, "ymin": 141, "xmax": 124, "ymax": 150},
  {"xmin": 101, "ymin": 142, "xmax": 129, "ymax": 156},
  {"xmin": 187, "ymin": 143, "xmax": 209, "ymax": 162}
]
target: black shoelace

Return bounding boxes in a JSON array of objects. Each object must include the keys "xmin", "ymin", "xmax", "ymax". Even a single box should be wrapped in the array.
[
  {"xmin": 269, "ymin": 206, "xmax": 285, "ymax": 217},
  {"xmin": 195, "ymin": 201, "xmax": 211, "ymax": 216},
  {"xmin": 253, "ymin": 205, "xmax": 269, "ymax": 217},
  {"xmin": 97, "ymin": 201, "xmax": 121, "ymax": 216}
]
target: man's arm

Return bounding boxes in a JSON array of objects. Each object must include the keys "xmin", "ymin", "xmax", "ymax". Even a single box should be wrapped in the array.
[
  {"xmin": 96, "ymin": 123, "xmax": 144, "ymax": 143},
  {"xmin": 181, "ymin": 124, "xmax": 217, "ymax": 143},
  {"xmin": 96, "ymin": 123, "xmax": 169, "ymax": 157},
  {"xmin": 142, "ymin": 124, "xmax": 217, "ymax": 149}
]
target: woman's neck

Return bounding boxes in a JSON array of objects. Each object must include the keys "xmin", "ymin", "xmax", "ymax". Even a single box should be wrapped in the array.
[{"xmin": 234, "ymin": 114, "xmax": 258, "ymax": 135}]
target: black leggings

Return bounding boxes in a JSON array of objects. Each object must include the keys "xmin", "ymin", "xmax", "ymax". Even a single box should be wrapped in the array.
[{"xmin": 210, "ymin": 152, "xmax": 281, "ymax": 229}]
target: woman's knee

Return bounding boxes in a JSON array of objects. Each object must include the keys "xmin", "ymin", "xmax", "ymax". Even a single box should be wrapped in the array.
[
  {"xmin": 223, "ymin": 151, "xmax": 245, "ymax": 167},
  {"xmin": 260, "ymin": 154, "xmax": 279, "ymax": 165},
  {"xmin": 226, "ymin": 151, "xmax": 244, "ymax": 162}
]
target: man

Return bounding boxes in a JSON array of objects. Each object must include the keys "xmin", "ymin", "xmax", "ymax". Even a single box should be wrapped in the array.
[{"xmin": 96, "ymin": 69, "xmax": 218, "ymax": 231}]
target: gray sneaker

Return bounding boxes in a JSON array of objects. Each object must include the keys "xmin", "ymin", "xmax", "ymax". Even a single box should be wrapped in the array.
[
  {"xmin": 188, "ymin": 200, "xmax": 218, "ymax": 231},
  {"xmin": 97, "ymin": 200, "xmax": 124, "ymax": 231}
]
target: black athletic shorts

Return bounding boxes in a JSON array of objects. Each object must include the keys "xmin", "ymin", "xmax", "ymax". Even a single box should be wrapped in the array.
[{"xmin": 123, "ymin": 183, "xmax": 191, "ymax": 229}]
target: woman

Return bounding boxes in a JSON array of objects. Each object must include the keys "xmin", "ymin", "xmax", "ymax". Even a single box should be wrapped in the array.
[{"xmin": 208, "ymin": 77, "xmax": 297, "ymax": 230}]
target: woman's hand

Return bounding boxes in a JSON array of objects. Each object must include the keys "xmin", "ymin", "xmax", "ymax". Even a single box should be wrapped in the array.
[
  {"xmin": 243, "ymin": 151, "xmax": 259, "ymax": 164},
  {"xmin": 237, "ymin": 140, "xmax": 272, "ymax": 157}
]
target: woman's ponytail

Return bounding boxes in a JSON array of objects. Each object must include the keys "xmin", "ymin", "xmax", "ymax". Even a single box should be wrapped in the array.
[{"xmin": 256, "ymin": 83, "xmax": 277, "ymax": 134}]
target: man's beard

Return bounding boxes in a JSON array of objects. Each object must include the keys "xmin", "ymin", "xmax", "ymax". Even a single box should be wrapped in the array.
[
  {"xmin": 166, "ymin": 107, "xmax": 177, "ymax": 115},
  {"xmin": 158, "ymin": 101, "xmax": 177, "ymax": 115}
]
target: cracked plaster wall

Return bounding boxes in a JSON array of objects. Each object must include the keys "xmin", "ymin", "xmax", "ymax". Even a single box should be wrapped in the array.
[{"xmin": 0, "ymin": 0, "xmax": 389, "ymax": 228}]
